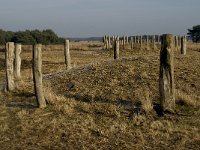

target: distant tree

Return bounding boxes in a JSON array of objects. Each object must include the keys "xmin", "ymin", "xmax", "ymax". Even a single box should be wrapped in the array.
[
  {"xmin": 188, "ymin": 25, "xmax": 200, "ymax": 43},
  {"xmin": 11, "ymin": 31, "xmax": 36, "ymax": 44},
  {"xmin": 0, "ymin": 29, "xmax": 64, "ymax": 45},
  {"xmin": 0, "ymin": 30, "xmax": 14, "ymax": 44}
]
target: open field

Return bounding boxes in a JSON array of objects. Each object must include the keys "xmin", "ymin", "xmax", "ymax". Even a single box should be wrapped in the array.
[{"xmin": 0, "ymin": 41, "xmax": 200, "ymax": 149}]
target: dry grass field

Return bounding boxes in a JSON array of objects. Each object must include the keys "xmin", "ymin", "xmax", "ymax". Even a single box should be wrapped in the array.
[{"xmin": 0, "ymin": 41, "xmax": 200, "ymax": 149}]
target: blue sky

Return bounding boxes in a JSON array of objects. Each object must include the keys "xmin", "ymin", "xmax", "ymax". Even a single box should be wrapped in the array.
[{"xmin": 0, "ymin": 0, "xmax": 200, "ymax": 37}]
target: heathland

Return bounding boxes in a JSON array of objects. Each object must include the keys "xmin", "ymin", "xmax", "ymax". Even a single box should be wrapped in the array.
[{"xmin": 0, "ymin": 41, "xmax": 200, "ymax": 149}]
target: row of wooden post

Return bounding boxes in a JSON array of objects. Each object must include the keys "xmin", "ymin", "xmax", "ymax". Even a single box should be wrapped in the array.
[
  {"xmin": 5, "ymin": 40, "xmax": 71, "ymax": 108},
  {"xmin": 104, "ymin": 35, "xmax": 187, "ymax": 53},
  {"xmin": 5, "ymin": 42, "xmax": 21, "ymax": 92},
  {"xmin": 112, "ymin": 34, "xmax": 181, "ymax": 113},
  {"xmin": 4, "ymin": 35, "xmax": 182, "ymax": 113}
]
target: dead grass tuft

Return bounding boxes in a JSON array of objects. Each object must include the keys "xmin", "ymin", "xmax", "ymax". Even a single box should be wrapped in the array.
[
  {"xmin": 140, "ymin": 90, "xmax": 153, "ymax": 113},
  {"xmin": 43, "ymin": 82, "xmax": 76, "ymax": 114},
  {"xmin": 175, "ymin": 89, "xmax": 200, "ymax": 107}
]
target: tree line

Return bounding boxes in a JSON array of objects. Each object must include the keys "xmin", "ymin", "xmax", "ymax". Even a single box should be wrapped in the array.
[
  {"xmin": 0, "ymin": 29, "xmax": 65, "ymax": 44},
  {"xmin": 188, "ymin": 25, "xmax": 200, "ymax": 43}
]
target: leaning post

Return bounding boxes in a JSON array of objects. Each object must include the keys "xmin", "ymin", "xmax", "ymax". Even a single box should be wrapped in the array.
[{"xmin": 33, "ymin": 44, "xmax": 46, "ymax": 108}]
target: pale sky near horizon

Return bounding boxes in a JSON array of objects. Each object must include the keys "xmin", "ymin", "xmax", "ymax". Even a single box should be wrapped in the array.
[{"xmin": 0, "ymin": 0, "xmax": 200, "ymax": 37}]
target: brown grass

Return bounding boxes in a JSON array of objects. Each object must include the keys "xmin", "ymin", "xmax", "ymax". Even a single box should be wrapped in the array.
[{"xmin": 0, "ymin": 41, "xmax": 200, "ymax": 149}]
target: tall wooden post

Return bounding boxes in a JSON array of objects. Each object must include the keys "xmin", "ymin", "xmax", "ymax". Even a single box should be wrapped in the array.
[
  {"xmin": 131, "ymin": 37, "xmax": 134, "ymax": 50},
  {"xmin": 108, "ymin": 36, "xmax": 111, "ymax": 49},
  {"xmin": 137, "ymin": 36, "xmax": 140, "ymax": 44},
  {"xmin": 153, "ymin": 35, "xmax": 156, "ymax": 50},
  {"xmin": 174, "ymin": 36, "xmax": 178, "ymax": 49},
  {"xmin": 33, "ymin": 44, "xmax": 46, "ymax": 108},
  {"xmin": 134, "ymin": 36, "xmax": 137, "ymax": 43},
  {"xmin": 123, "ymin": 36, "xmax": 126, "ymax": 49},
  {"xmin": 157, "ymin": 35, "xmax": 160, "ymax": 43},
  {"xmin": 178, "ymin": 36, "xmax": 181, "ymax": 47},
  {"xmin": 5, "ymin": 42, "xmax": 15, "ymax": 92},
  {"xmin": 146, "ymin": 36, "xmax": 149, "ymax": 50},
  {"xmin": 14, "ymin": 43, "xmax": 22, "ymax": 80},
  {"xmin": 114, "ymin": 37, "xmax": 120, "ymax": 59},
  {"xmin": 126, "ymin": 36, "xmax": 129, "ymax": 44},
  {"xmin": 64, "ymin": 40, "xmax": 71, "ymax": 70},
  {"xmin": 103, "ymin": 35, "xmax": 106, "ymax": 48},
  {"xmin": 140, "ymin": 35, "xmax": 143, "ymax": 50},
  {"xmin": 104, "ymin": 35, "xmax": 108, "ymax": 49},
  {"xmin": 159, "ymin": 34, "xmax": 175, "ymax": 113},
  {"xmin": 181, "ymin": 36, "xmax": 187, "ymax": 55}
]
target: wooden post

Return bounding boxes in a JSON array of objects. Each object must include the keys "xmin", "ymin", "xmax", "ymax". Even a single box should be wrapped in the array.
[
  {"xmin": 108, "ymin": 36, "xmax": 111, "ymax": 49},
  {"xmin": 159, "ymin": 34, "xmax": 175, "ymax": 113},
  {"xmin": 5, "ymin": 42, "xmax": 15, "ymax": 92},
  {"xmin": 33, "ymin": 44, "xmax": 46, "ymax": 108},
  {"xmin": 123, "ymin": 36, "xmax": 126, "ymax": 49},
  {"xmin": 126, "ymin": 36, "xmax": 129, "ymax": 44},
  {"xmin": 64, "ymin": 40, "xmax": 71, "ymax": 70},
  {"xmin": 137, "ymin": 36, "xmax": 140, "ymax": 44},
  {"xmin": 105, "ymin": 38, "xmax": 108, "ymax": 50},
  {"xmin": 178, "ymin": 36, "xmax": 181, "ymax": 47},
  {"xmin": 104, "ymin": 35, "xmax": 107, "ymax": 49},
  {"xmin": 131, "ymin": 37, "xmax": 134, "ymax": 50},
  {"xmin": 14, "ymin": 43, "xmax": 22, "ymax": 80},
  {"xmin": 134, "ymin": 36, "xmax": 137, "ymax": 43},
  {"xmin": 181, "ymin": 36, "xmax": 187, "ymax": 55},
  {"xmin": 103, "ymin": 35, "xmax": 106, "ymax": 48},
  {"xmin": 146, "ymin": 36, "xmax": 149, "ymax": 50},
  {"xmin": 157, "ymin": 35, "xmax": 160, "ymax": 43},
  {"xmin": 174, "ymin": 36, "xmax": 178, "ymax": 49},
  {"xmin": 114, "ymin": 37, "xmax": 120, "ymax": 59},
  {"xmin": 140, "ymin": 35, "xmax": 143, "ymax": 50},
  {"xmin": 153, "ymin": 35, "xmax": 156, "ymax": 50}
]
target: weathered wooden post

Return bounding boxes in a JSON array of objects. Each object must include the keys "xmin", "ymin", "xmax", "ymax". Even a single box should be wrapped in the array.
[
  {"xmin": 33, "ymin": 44, "xmax": 46, "ymax": 108},
  {"xmin": 153, "ymin": 35, "xmax": 156, "ymax": 50},
  {"xmin": 103, "ymin": 35, "xmax": 106, "ymax": 48},
  {"xmin": 157, "ymin": 35, "xmax": 160, "ymax": 43},
  {"xmin": 5, "ymin": 42, "xmax": 15, "ymax": 92},
  {"xmin": 64, "ymin": 39, "xmax": 71, "ymax": 70},
  {"xmin": 134, "ymin": 36, "xmax": 137, "ymax": 43},
  {"xmin": 146, "ymin": 36, "xmax": 149, "ymax": 50},
  {"xmin": 14, "ymin": 43, "xmax": 22, "ymax": 80},
  {"xmin": 104, "ymin": 36, "xmax": 108, "ymax": 49},
  {"xmin": 114, "ymin": 37, "xmax": 120, "ymax": 59},
  {"xmin": 159, "ymin": 34, "xmax": 175, "ymax": 113},
  {"xmin": 137, "ymin": 36, "xmax": 140, "ymax": 44},
  {"xmin": 178, "ymin": 36, "xmax": 181, "ymax": 47},
  {"xmin": 105, "ymin": 38, "xmax": 109, "ymax": 50},
  {"xmin": 181, "ymin": 36, "xmax": 187, "ymax": 55},
  {"xmin": 131, "ymin": 37, "xmax": 134, "ymax": 50},
  {"xmin": 126, "ymin": 36, "xmax": 129, "ymax": 44},
  {"xmin": 123, "ymin": 36, "xmax": 126, "ymax": 49},
  {"xmin": 108, "ymin": 36, "xmax": 111, "ymax": 49},
  {"xmin": 174, "ymin": 36, "xmax": 178, "ymax": 49},
  {"xmin": 140, "ymin": 35, "xmax": 143, "ymax": 50}
]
